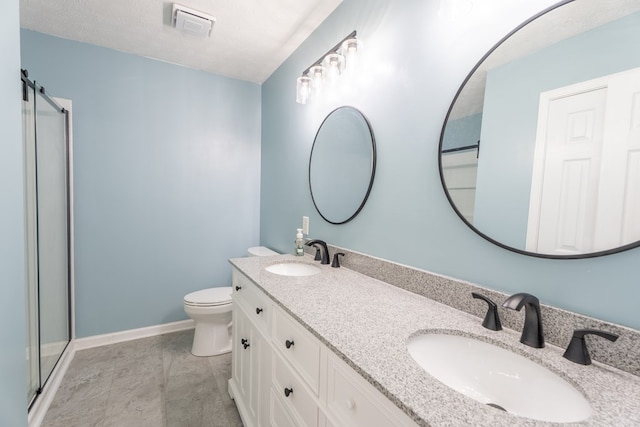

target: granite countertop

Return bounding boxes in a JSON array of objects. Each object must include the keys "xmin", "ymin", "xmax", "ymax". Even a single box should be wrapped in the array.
[{"xmin": 229, "ymin": 254, "xmax": 640, "ymax": 426}]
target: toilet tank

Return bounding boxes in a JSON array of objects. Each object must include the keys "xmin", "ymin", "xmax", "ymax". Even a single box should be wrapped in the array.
[{"xmin": 247, "ymin": 246, "xmax": 279, "ymax": 257}]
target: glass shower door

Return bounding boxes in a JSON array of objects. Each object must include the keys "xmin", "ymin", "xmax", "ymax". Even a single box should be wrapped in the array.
[
  {"xmin": 23, "ymin": 76, "xmax": 71, "ymax": 407},
  {"xmin": 23, "ymin": 83, "xmax": 39, "ymax": 406},
  {"xmin": 34, "ymin": 84, "xmax": 70, "ymax": 385}
]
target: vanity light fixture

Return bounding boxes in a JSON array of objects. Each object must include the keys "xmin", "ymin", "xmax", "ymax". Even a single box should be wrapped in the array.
[{"xmin": 295, "ymin": 31, "xmax": 360, "ymax": 104}]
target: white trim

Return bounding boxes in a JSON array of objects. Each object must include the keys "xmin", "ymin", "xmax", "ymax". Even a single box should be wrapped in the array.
[
  {"xmin": 28, "ymin": 342, "xmax": 75, "ymax": 427},
  {"xmin": 74, "ymin": 319, "xmax": 195, "ymax": 351}
]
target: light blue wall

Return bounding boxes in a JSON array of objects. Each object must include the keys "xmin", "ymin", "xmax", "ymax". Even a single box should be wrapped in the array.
[
  {"xmin": 260, "ymin": 0, "xmax": 640, "ymax": 330},
  {"xmin": 442, "ymin": 113, "xmax": 482, "ymax": 151},
  {"xmin": 475, "ymin": 11, "xmax": 640, "ymax": 248},
  {"xmin": 0, "ymin": 0, "xmax": 27, "ymax": 424},
  {"xmin": 21, "ymin": 30, "xmax": 262, "ymax": 337}
]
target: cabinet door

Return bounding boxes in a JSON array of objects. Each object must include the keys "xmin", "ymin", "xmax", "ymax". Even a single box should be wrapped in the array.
[
  {"xmin": 249, "ymin": 323, "xmax": 270, "ymax": 427},
  {"xmin": 233, "ymin": 308, "xmax": 256, "ymax": 420},
  {"xmin": 231, "ymin": 306, "xmax": 242, "ymax": 397},
  {"xmin": 232, "ymin": 303, "xmax": 272, "ymax": 427}
]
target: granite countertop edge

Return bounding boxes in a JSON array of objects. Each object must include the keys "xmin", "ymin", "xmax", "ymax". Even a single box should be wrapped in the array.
[{"xmin": 229, "ymin": 254, "xmax": 640, "ymax": 427}]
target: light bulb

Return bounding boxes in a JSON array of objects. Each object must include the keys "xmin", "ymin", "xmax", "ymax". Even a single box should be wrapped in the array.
[
  {"xmin": 296, "ymin": 75, "xmax": 312, "ymax": 104},
  {"xmin": 323, "ymin": 53, "xmax": 345, "ymax": 82},
  {"xmin": 309, "ymin": 65, "xmax": 326, "ymax": 97},
  {"xmin": 341, "ymin": 38, "xmax": 361, "ymax": 73}
]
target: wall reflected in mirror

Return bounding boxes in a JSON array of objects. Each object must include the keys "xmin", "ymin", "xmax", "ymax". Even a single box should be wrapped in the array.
[{"xmin": 440, "ymin": 0, "xmax": 640, "ymax": 258}]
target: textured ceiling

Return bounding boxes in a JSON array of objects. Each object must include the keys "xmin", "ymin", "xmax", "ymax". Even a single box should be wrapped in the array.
[{"xmin": 20, "ymin": 0, "xmax": 343, "ymax": 83}]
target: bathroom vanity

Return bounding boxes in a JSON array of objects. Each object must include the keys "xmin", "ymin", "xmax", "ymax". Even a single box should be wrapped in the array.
[
  {"xmin": 228, "ymin": 260, "xmax": 415, "ymax": 427},
  {"xmin": 227, "ymin": 254, "xmax": 640, "ymax": 426}
]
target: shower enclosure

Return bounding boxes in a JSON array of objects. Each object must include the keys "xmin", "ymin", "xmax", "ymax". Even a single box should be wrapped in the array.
[{"xmin": 21, "ymin": 70, "xmax": 72, "ymax": 409}]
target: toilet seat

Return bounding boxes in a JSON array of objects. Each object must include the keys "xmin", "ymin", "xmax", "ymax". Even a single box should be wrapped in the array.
[{"xmin": 184, "ymin": 287, "xmax": 232, "ymax": 307}]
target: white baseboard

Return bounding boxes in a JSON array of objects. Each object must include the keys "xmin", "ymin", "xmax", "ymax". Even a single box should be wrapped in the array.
[
  {"xmin": 28, "ymin": 342, "xmax": 75, "ymax": 427},
  {"xmin": 74, "ymin": 319, "xmax": 195, "ymax": 351}
]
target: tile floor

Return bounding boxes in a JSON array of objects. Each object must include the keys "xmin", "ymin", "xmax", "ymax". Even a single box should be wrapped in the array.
[{"xmin": 41, "ymin": 329, "xmax": 243, "ymax": 427}]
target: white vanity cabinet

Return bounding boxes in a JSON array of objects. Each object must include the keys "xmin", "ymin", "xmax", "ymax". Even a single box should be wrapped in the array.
[
  {"xmin": 229, "ymin": 267, "xmax": 418, "ymax": 427},
  {"xmin": 230, "ymin": 269, "xmax": 272, "ymax": 427}
]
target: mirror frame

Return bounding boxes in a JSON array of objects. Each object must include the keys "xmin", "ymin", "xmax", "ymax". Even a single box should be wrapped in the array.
[
  {"xmin": 309, "ymin": 106, "xmax": 377, "ymax": 225},
  {"xmin": 438, "ymin": 0, "xmax": 640, "ymax": 259}
]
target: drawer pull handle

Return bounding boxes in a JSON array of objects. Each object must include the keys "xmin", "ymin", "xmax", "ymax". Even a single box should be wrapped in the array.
[
  {"xmin": 346, "ymin": 399, "xmax": 356, "ymax": 410},
  {"xmin": 235, "ymin": 286, "xmax": 242, "ymax": 291},
  {"xmin": 285, "ymin": 340, "xmax": 295, "ymax": 349},
  {"xmin": 284, "ymin": 387, "xmax": 293, "ymax": 397},
  {"xmin": 241, "ymin": 339, "xmax": 250, "ymax": 349},
  {"xmin": 256, "ymin": 307, "xmax": 263, "ymax": 315}
]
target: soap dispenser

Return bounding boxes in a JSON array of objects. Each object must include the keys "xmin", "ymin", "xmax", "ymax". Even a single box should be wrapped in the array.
[{"xmin": 294, "ymin": 228, "xmax": 304, "ymax": 256}]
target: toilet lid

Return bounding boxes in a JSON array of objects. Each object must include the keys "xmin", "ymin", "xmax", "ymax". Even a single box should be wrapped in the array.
[{"xmin": 184, "ymin": 287, "xmax": 232, "ymax": 306}]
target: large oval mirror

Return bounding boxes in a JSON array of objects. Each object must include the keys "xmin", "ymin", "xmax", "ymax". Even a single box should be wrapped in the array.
[
  {"xmin": 309, "ymin": 106, "xmax": 376, "ymax": 224},
  {"xmin": 439, "ymin": 0, "xmax": 640, "ymax": 258}
]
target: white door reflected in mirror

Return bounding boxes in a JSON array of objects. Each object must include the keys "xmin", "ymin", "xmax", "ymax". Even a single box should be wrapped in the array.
[{"xmin": 527, "ymin": 67, "xmax": 640, "ymax": 255}]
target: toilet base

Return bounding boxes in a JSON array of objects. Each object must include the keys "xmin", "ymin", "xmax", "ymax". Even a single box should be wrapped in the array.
[
  {"xmin": 191, "ymin": 320, "xmax": 232, "ymax": 357},
  {"xmin": 183, "ymin": 287, "xmax": 233, "ymax": 357}
]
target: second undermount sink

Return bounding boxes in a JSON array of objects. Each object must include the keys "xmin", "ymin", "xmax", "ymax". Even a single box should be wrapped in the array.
[
  {"xmin": 407, "ymin": 333, "xmax": 592, "ymax": 423},
  {"xmin": 265, "ymin": 262, "xmax": 321, "ymax": 277}
]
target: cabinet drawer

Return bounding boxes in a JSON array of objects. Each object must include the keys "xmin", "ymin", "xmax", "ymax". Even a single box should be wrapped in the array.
[
  {"xmin": 326, "ymin": 353, "xmax": 416, "ymax": 427},
  {"xmin": 272, "ymin": 351, "xmax": 318, "ymax": 427},
  {"xmin": 270, "ymin": 388, "xmax": 306, "ymax": 427},
  {"xmin": 232, "ymin": 268, "xmax": 271, "ymax": 333},
  {"xmin": 232, "ymin": 268, "xmax": 252, "ymax": 304},
  {"xmin": 272, "ymin": 305, "xmax": 321, "ymax": 393}
]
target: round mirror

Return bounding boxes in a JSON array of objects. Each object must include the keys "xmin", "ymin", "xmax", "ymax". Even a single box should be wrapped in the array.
[
  {"xmin": 439, "ymin": 0, "xmax": 640, "ymax": 258},
  {"xmin": 309, "ymin": 106, "xmax": 376, "ymax": 224}
]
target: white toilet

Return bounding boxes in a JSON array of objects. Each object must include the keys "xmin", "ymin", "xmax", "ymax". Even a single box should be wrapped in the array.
[
  {"xmin": 183, "ymin": 246, "xmax": 278, "ymax": 356},
  {"xmin": 247, "ymin": 246, "xmax": 278, "ymax": 257}
]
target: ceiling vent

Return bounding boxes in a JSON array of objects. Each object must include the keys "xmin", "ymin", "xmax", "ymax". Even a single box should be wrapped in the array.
[{"xmin": 172, "ymin": 4, "xmax": 215, "ymax": 38}]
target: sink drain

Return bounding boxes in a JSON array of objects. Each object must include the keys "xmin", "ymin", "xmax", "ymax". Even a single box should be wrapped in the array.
[{"xmin": 487, "ymin": 403, "xmax": 507, "ymax": 412}]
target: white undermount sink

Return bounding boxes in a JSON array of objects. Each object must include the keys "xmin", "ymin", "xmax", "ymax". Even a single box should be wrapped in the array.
[
  {"xmin": 265, "ymin": 262, "xmax": 321, "ymax": 277},
  {"xmin": 407, "ymin": 333, "xmax": 592, "ymax": 423}
]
